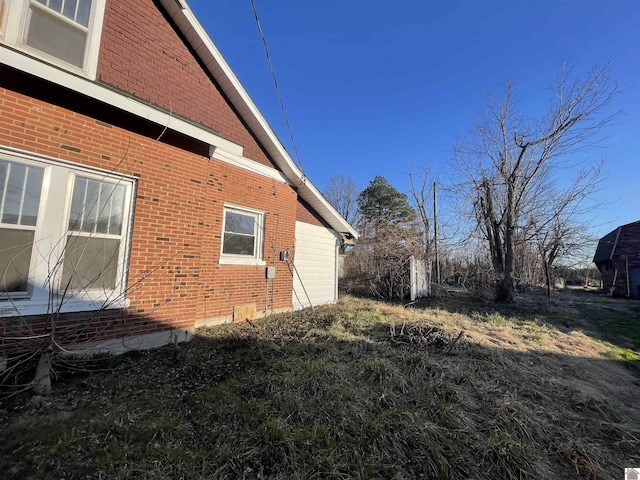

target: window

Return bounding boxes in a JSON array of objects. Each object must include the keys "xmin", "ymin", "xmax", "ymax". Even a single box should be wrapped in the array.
[
  {"xmin": 0, "ymin": 159, "xmax": 44, "ymax": 294},
  {"xmin": 0, "ymin": 0, "xmax": 105, "ymax": 77},
  {"xmin": 61, "ymin": 176, "xmax": 127, "ymax": 293},
  {"xmin": 0, "ymin": 149, "xmax": 135, "ymax": 315},
  {"xmin": 220, "ymin": 205, "xmax": 264, "ymax": 265}
]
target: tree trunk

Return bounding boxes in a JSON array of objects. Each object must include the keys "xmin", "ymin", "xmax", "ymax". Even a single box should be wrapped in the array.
[
  {"xmin": 495, "ymin": 184, "xmax": 517, "ymax": 303},
  {"xmin": 33, "ymin": 351, "xmax": 52, "ymax": 395},
  {"xmin": 545, "ymin": 260, "xmax": 552, "ymax": 300},
  {"xmin": 495, "ymin": 274, "xmax": 515, "ymax": 303}
]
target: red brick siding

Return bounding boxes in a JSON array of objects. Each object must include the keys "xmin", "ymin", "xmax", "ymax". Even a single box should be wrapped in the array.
[
  {"xmin": 0, "ymin": 87, "xmax": 297, "ymax": 354},
  {"xmin": 296, "ymin": 196, "xmax": 330, "ymax": 228},
  {"xmin": 97, "ymin": 0, "xmax": 275, "ymax": 168}
]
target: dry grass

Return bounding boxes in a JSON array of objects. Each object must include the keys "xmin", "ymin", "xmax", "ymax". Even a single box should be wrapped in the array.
[{"xmin": 1, "ymin": 291, "xmax": 638, "ymax": 479}]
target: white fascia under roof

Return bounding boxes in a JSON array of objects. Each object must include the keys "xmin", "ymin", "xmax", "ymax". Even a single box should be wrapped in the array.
[{"xmin": 158, "ymin": 0, "xmax": 358, "ymax": 239}]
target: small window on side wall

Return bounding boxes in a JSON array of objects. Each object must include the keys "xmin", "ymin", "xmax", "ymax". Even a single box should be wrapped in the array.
[
  {"xmin": 1, "ymin": 0, "xmax": 106, "ymax": 78},
  {"xmin": 220, "ymin": 205, "xmax": 264, "ymax": 265}
]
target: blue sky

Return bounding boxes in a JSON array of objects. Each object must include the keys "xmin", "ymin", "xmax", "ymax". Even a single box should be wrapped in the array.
[{"xmin": 188, "ymin": 0, "xmax": 640, "ymax": 237}]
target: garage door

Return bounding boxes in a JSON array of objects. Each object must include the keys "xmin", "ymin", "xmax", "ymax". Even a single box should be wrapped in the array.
[{"xmin": 292, "ymin": 221, "xmax": 339, "ymax": 309}]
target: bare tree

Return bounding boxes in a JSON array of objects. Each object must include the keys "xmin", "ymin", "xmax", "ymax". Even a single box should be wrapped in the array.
[
  {"xmin": 526, "ymin": 167, "xmax": 602, "ymax": 298},
  {"xmin": 408, "ymin": 165, "xmax": 432, "ymax": 258},
  {"xmin": 456, "ymin": 61, "xmax": 619, "ymax": 302},
  {"xmin": 324, "ymin": 175, "xmax": 360, "ymax": 226}
]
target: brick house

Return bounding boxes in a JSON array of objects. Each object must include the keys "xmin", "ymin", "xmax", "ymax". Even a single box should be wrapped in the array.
[
  {"xmin": 593, "ymin": 221, "xmax": 640, "ymax": 299},
  {"xmin": 0, "ymin": 0, "xmax": 357, "ymax": 358}
]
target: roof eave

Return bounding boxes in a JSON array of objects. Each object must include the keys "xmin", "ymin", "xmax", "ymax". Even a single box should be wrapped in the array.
[{"xmin": 158, "ymin": 0, "xmax": 358, "ymax": 239}]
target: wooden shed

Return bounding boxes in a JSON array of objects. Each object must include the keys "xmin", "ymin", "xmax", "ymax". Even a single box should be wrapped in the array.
[{"xmin": 593, "ymin": 221, "xmax": 640, "ymax": 299}]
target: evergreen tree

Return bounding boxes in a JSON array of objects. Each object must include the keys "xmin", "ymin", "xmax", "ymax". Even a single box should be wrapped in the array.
[{"xmin": 357, "ymin": 176, "xmax": 416, "ymax": 226}]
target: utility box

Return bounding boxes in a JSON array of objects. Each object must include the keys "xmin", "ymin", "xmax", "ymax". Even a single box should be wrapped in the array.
[{"xmin": 266, "ymin": 266, "xmax": 276, "ymax": 279}]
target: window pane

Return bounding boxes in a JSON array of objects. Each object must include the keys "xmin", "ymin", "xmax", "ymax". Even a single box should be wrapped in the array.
[
  {"xmin": 96, "ymin": 181, "xmax": 114, "ymax": 234},
  {"xmin": 26, "ymin": 6, "xmax": 87, "ymax": 68},
  {"xmin": 225, "ymin": 211, "xmax": 255, "ymax": 235},
  {"xmin": 223, "ymin": 233, "xmax": 255, "ymax": 256},
  {"xmin": 81, "ymin": 178, "xmax": 100, "ymax": 233},
  {"xmin": 1, "ymin": 162, "xmax": 25, "ymax": 224},
  {"xmin": 0, "ymin": 161, "xmax": 44, "ymax": 226},
  {"xmin": 0, "ymin": 228, "xmax": 35, "ymax": 293},
  {"xmin": 108, "ymin": 185, "xmax": 125, "ymax": 235},
  {"xmin": 61, "ymin": 236, "xmax": 120, "ymax": 292},
  {"xmin": 70, "ymin": 177, "xmax": 127, "ymax": 235},
  {"xmin": 49, "ymin": 0, "xmax": 63, "ymax": 13},
  {"xmin": 62, "ymin": 0, "xmax": 78, "ymax": 21},
  {"xmin": 22, "ymin": 167, "xmax": 44, "ymax": 226},
  {"xmin": 68, "ymin": 176, "xmax": 86, "ymax": 231},
  {"xmin": 76, "ymin": 0, "xmax": 92, "ymax": 27}
]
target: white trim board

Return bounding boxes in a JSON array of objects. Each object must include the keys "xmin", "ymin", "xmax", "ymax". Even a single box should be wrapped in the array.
[
  {"xmin": 0, "ymin": 46, "xmax": 243, "ymax": 157},
  {"xmin": 62, "ymin": 328, "xmax": 194, "ymax": 355},
  {"xmin": 212, "ymin": 149, "xmax": 289, "ymax": 184}
]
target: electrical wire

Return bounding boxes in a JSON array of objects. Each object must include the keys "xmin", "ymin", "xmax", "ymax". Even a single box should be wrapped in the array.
[{"xmin": 249, "ymin": 0, "xmax": 305, "ymax": 174}]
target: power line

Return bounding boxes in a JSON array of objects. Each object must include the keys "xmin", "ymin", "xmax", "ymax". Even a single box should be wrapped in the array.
[{"xmin": 249, "ymin": 0, "xmax": 305, "ymax": 174}]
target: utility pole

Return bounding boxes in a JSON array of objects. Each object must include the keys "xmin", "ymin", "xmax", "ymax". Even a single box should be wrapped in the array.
[{"xmin": 433, "ymin": 181, "xmax": 440, "ymax": 284}]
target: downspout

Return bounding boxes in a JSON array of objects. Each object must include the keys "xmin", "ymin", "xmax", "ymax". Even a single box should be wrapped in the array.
[{"xmin": 334, "ymin": 237, "xmax": 339, "ymax": 303}]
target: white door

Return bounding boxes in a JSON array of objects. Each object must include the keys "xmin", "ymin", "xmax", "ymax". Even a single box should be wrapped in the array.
[{"xmin": 292, "ymin": 222, "xmax": 339, "ymax": 309}]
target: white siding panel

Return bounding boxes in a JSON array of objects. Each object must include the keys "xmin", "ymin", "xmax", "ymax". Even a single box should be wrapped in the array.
[{"xmin": 292, "ymin": 222, "xmax": 339, "ymax": 309}]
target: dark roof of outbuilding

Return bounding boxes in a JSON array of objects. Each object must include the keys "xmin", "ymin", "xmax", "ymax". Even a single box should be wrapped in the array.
[
  {"xmin": 593, "ymin": 220, "xmax": 640, "ymax": 264},
  {"xmin": 593, "ymin": 228, "xmax": 620, "ymax": 263}
]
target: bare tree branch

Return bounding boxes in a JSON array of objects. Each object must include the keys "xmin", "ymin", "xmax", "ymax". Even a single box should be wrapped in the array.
[{"xmin": 454, "ymin": 61, "xmax": 619, "ymax": 302}]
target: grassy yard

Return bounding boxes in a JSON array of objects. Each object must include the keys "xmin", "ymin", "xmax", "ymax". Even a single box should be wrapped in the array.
[{"xmin": 1, "ymin": 291, "xmax": 639, "ymax": 479}]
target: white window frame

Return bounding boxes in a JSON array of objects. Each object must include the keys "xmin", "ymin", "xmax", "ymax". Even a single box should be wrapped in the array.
[
  {"xmin": 0, "ymin": 1, "xmax": 8, "ymax": 37},
  {"xmin": 219, "ymin": 204, "xmax": 265, "ymax": 266},
  {"xmin": 0, "ymin": 0, "xmax": 106, "ymax": 79},
  {"xmin": 0, "ymin": 147, "xmax": 135, "ymax": 317}
]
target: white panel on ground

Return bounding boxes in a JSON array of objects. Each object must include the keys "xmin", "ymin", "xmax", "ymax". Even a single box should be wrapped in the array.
[
  {"xmin": 410, "ymin": 256, "xmax": 431, "ymax": 301},
  {"xmin": 292, "ymin": 222, "xmax": 339, "ymax": 309}
]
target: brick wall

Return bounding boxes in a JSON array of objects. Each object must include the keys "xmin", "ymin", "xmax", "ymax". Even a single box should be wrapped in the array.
[
  {"xmin": 0, "ymin": 87, "xmax": 298, "ymax": 353},
  {"xmin": 97, "ymin": 0, "xmax": 274, "ymax": 168},
  {"xmin": 296, "ymin": 197, "xmax": 329, "ymax": 228}
]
